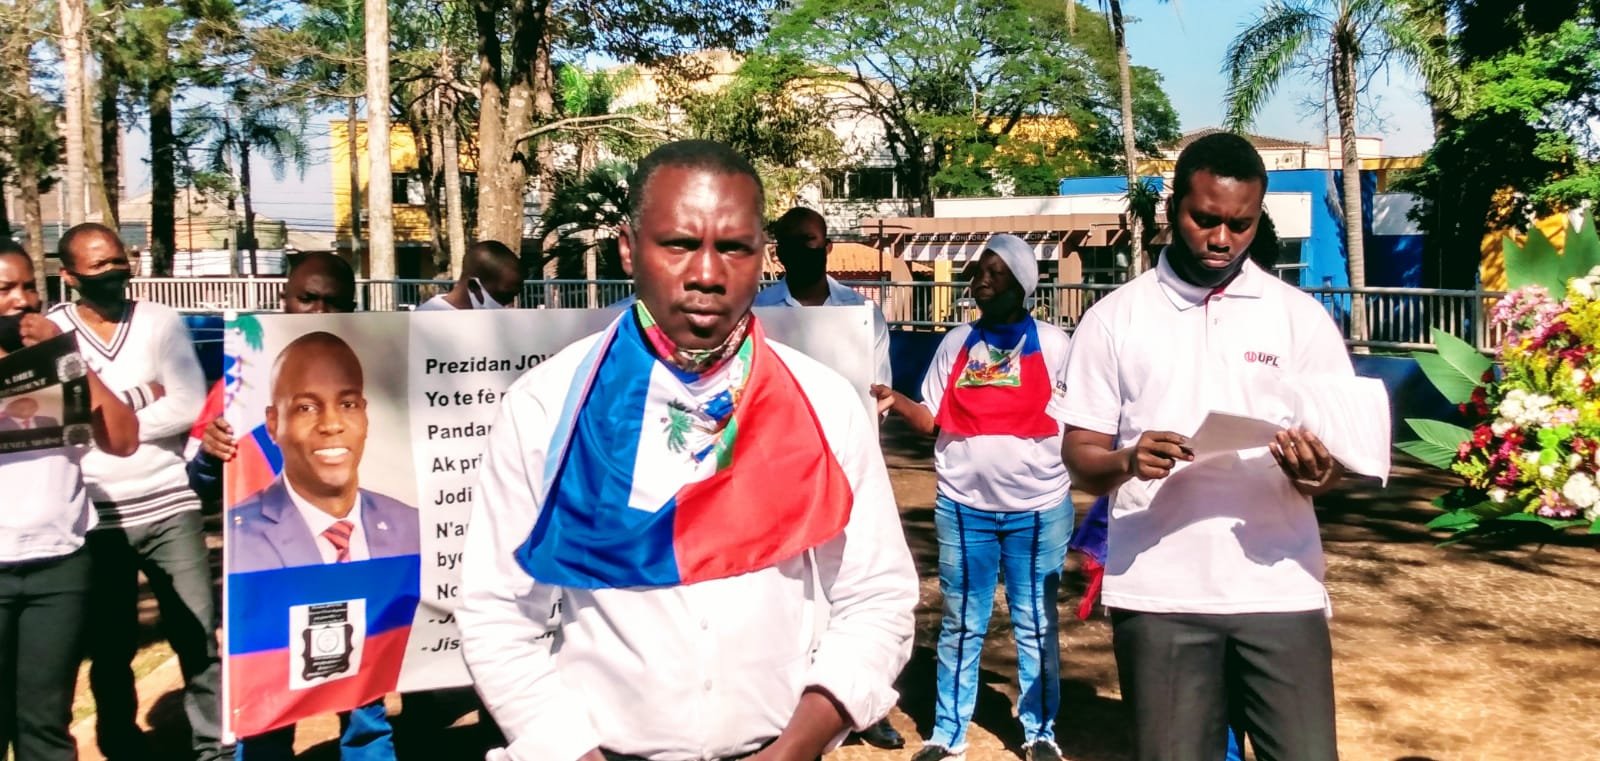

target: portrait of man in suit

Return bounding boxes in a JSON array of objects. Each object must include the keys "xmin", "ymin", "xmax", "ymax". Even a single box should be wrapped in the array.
[
  {"xmin": 228, "ymin": 331, "xmax": 419, "ymax": 574},
  {"xmin": 0, "ymin": 395, "xmax": 58, "ymax": 431}
]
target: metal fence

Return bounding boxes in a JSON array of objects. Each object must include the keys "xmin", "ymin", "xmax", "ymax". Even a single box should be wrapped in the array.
[{"xmin": 115, "ymin": 276, "xmax": 1504, "ymax": 353}]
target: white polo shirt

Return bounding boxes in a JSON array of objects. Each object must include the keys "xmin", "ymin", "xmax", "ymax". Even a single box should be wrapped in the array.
[
  {"xmin": 1051, "ymin": 253, "xmax": 1353, "ymax": 614},
  {"xmin": 921, "ymin": 319, "xmax": 1073, "ymax": 512}
]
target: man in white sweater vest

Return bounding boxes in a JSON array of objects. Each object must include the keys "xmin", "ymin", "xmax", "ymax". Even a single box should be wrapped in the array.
[{"xmin": 47, "ymin": 223, "xmax": 225, "ymax": 761}]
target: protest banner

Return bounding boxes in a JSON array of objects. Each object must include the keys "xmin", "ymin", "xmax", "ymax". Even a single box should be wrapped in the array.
[
  {"xmin": 0, "ymin": 333, "xmax": 93, "ymax": 454},
  {"xmin": 220, "ymin": 305, "xmax": 874, "ymax": 738}
]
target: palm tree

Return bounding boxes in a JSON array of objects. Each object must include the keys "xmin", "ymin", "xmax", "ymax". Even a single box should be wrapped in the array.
[
  {"xmin": 551, "ymin": 65, "xmax": 643, "ymax": 304},
  {"xmin": 1095, "ymin": 0, "xmax": 1169, "ymax": 276},
  {"xmin": 1224, "ymin": 0, "xmax": 1448, "ymax": 344},
  {"xmin": 184, "ymin": 91, "xmax": 311, "ymax": 276}
]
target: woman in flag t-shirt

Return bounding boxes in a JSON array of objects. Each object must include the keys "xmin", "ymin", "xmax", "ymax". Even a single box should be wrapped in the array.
[{"xmin": 873, "ymin": 233, "xmax": 1075, "ymax": 761}]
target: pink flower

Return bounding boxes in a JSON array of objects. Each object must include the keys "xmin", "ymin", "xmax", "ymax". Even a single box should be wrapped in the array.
[{"xmin": 1535, "ymin": 490, "xmax": 1579, "ymax": 519}]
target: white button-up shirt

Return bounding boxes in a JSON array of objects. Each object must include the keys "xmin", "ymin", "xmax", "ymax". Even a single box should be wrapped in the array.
[
  {"xmin": 753, "ymin": 277, "xmax": 893, "ymax": 387},
  {"xmin": 459, "ymin": 331, "xmax": 918, "ymax": 761},
  {"xmin": 285, "ymin": 479, "xmax": 370, "ymax": 564}
]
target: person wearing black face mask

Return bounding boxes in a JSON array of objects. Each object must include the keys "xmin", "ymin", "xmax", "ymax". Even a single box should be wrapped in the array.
[
  {"xmin": 753, "ymin": 207, "xmax": 892, "ymax": 388},
  {"xmin": 46, "ymin": 223, "xmax": 226, "ymax": 761}
]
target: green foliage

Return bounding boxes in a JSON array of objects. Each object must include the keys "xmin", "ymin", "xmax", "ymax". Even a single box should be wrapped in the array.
[
  {"xmin": 1503, "ymin": 210, "xmax": 1600, "ymax": 298},
  {"xmin": 1398, "ymin": 10, "xmax": 1600, "ymax": 288},
  {"xmin": 762, "ymin": 0, "xmax": 1178, "ymax": 207},
  {"xmin": 1411, "ymin": 328, "xmax": 1491, "ymax": 404},
  {"xmin": 1397, "ymin": 419, "xmax": 1472, "ymax": 469},
  {"xmin": 538, "ymin": 160, "xmax": 631, "ymax": 277},
  {"xmin": 681, "ymin": 53, "xmax": 845, "ymax": 216}
]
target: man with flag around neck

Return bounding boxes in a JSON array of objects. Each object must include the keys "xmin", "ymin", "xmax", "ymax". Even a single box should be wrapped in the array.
[
  {"xmin": 458, "ymin": 140, "xmax": 918, "ymax": 761},
  {"xmin": 873, "ymin": 234, "xmax": 1076, "ymax": 761}
]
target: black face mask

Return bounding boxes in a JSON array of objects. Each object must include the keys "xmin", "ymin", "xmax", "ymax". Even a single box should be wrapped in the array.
[
  {"xmin": 0, "ymin": 310, "xmax": 28, "ymax": 353},
  {"xmin": 776, "ymin": 243, "xmax": 828, "ymax": 287},
  {"xmin": 1165, "ymin": 237, "xmax": 1248, "ymax": 290},
  {"xmin": 72, "ymin": 268, "xmax": 131, "ymax": 307}
]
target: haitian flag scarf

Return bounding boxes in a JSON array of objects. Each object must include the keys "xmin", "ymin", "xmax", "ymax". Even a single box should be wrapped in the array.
[
  {"xmin": 933, "ymin": 317, "xmax": 1057, "ymax": 438},
  {"xmin": 514, "ymin": 304, "xmax": 853, "ymax": 589}
]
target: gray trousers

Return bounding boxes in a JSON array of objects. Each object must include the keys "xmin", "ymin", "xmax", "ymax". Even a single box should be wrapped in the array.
[
  {"xmin": 1111, "ymin": 609, "xmax": 1339, "ymax": 761},
  {"xmin": 88, "ymin": 510, "xmax": 226, "ymax": 761}
]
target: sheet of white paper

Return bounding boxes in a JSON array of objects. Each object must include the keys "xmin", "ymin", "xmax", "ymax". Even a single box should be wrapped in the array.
[
  {"xmin": 1291, "ymin": 374, "xmax": 1392, "ymax": 484},
  {"xmin": 1187, "ymin": 412, "xmax": 1284, "ymax": 460}
]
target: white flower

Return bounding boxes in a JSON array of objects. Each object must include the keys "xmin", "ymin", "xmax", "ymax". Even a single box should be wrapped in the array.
[
  {"xmin": 1570, "ymin": 453, "xmax": 1585, "ymax": 469},
  {"xmin": 1574, "ymin": 368, "xmax": 1590, "ymax": 386},
  {"xmin": 1539, "ymin": 464, "xmax": 1558, "ymax": 481},
  {"xmin": 1523, "ymin": 451, "xmax": 1543, "ymax": 468},
  {"xmin": 1492, "ymin": 419, "xmax": 1516, "ymax": 436},
  {"xmin": 1489, "ymin": 487, "xmax": 1509, "ymax": 504},
  {"xmin": 1561, "ymin": 472, "xmax": 1600, "ymax": 509},
  {"xmin": 1571, "ymin": 276, "xmax": 1598, "ymax": 301}
]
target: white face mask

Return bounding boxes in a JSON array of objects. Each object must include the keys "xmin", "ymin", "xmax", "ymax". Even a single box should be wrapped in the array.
[{"xmin": 468, "ymin": 278, "xmax": 505, "ymax": 309}]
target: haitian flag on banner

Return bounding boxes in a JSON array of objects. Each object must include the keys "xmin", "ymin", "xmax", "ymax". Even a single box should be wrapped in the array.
[
  {"xmin": 226, "ymin": 555, "xmax": 420, "ymax": 737},
  {"xmin": 221, "ymin": 314, "xmax": 280, "ymax": 504}
]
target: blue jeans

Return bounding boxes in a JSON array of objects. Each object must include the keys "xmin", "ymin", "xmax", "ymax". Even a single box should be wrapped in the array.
[
  {"xmin": 236, "ymin": 700, "xmax": 394, "ymax": 760},
  {"xmin": 929, "ymin": 494, "xmax": 1073, "ymax": 751}
]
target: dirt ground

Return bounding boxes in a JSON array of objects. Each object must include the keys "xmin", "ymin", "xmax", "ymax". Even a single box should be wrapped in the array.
[{"xmin": 74, "ymin": 419, "xmax": 1600, "ymax": 760}]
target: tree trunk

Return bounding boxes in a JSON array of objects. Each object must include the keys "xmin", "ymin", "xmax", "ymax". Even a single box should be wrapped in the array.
[
  {"xmin": 147, "ymin": 11, "xmax": 175, "ymax": 277},
  {"xmin": 346, "ymin": 97, "xmax": 364, "ymax": 275},
  {"xmin": 19, "ymin": 157, "xmax": 44, "ymax": 297},
  {"xmin": 441, "ymin": 95, "xmax": 467, "ymax": 277},
  {"xmin": 364, "ymin": 0, "xmax": 395, "ymax": 292},
  {"xmin": 57, "ymin": 0, "xmax": 87, "ymax": 226},
  {"xmin": 0, "ymin": 166, "xmax": 10, "ymax": 238},
  {"xmin": 473, "ymin": 0, "xmax": 551, "ymax": 252},
  {"xmin": 83, "ymin": 59, "xmax": 111, "ymax": 228},
  {"xmin": 100, "ymin": 75, "xmax": 120, "ymax": 227},
  {"xmin": 417, "ymin": 108, "xmax": 447, "ymax": 273},
  {"xmin": 1334, "ymin": 45, "xmax": 1368, "ymax": 348},
  {"xmin": 241, "ymin": 140, "xmax": 258, "ymax": 276},
  {"xmin": 1110, "ymin": 0, "xmax": 1145, "ymax": 276}
]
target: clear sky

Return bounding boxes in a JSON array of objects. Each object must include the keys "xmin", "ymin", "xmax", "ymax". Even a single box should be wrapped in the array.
[
  {"xmin": 1123, "ymin": 0, "xmax": 1435, "ymax": 154},
  {"xmin": 120, "ymin": 1, "xmax": 1438, "ymax": 231}
]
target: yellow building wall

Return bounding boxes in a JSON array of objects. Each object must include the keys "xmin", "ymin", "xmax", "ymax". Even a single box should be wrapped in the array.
[
  {"xmin": 1479, "ymin": 210, "xmax": 1574, "ymax": 292},
  {"xmin": 329, "ymin": 120, "xmax": 476, "ymax": 249}
]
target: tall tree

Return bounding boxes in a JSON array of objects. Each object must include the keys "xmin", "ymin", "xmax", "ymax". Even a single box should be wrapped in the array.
[
  {"xmin": 681, "ymin": 53, "xmax": 843, "ymax": 217},
  {"xmin": 1397, "ymin": 0, "xmax": 1600, "ymax": 289},
  {"xmin": 258, "ymin": 0, "xmax": 366, "ymax": 271},
  {"xmin": 467, "ymin": 0, "xmax": 774, "ymax": 251},
  {"xmin": 1224, "ymin": 0, "xmax": 1448, "ymax": 343},
  {"xmin": 766, "ymin": 0, "xmax": 1177, "ymax": 214},
  {"xmin": 364, "ymin": 0, "xmax": 393, "ymax": 281},
  {"xmin": 0, "ymin": 0, "xmax": 60, "ymax": 294},
  {"xmin": 111, "ymin": 0, "xmax": 242, "ymax": 276},
  {"xmin": 182, "ymin": 91, "xmax": 310, "ymax": 275},
  {"xmin": 1093, "ymin": 0, "xmax": 1169, "ymax": 275},
  {"xmin": 57, "ymin": 0, "xmax": 88, "ymax": 225}
]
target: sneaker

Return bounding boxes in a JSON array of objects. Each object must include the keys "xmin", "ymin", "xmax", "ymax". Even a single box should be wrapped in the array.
[
  {"xmin": 1025, "ymin": 739, "xmax": 1063, "ymax": 761},
  {"xmin": 911, "ymin": 745, "xmax": 964, "ymax": 761}
]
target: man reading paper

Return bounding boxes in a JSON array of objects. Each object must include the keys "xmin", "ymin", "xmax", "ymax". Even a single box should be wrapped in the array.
[
  {"xmin": 1056, "ymin": 132, "xmax": 1350, "ymax": 761},
  {"xmin": 458, "ymin": 140, "xmax": 918, "ymax": 761}
]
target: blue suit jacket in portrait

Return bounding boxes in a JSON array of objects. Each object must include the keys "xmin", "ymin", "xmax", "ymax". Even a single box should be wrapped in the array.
[
  {"xmin": 0, "ymin": 415, "xmax": 58, "ymax": 431},
  {"xmin": 227, "ymin": 477, "xmax": 421, "ymax": 575}
]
